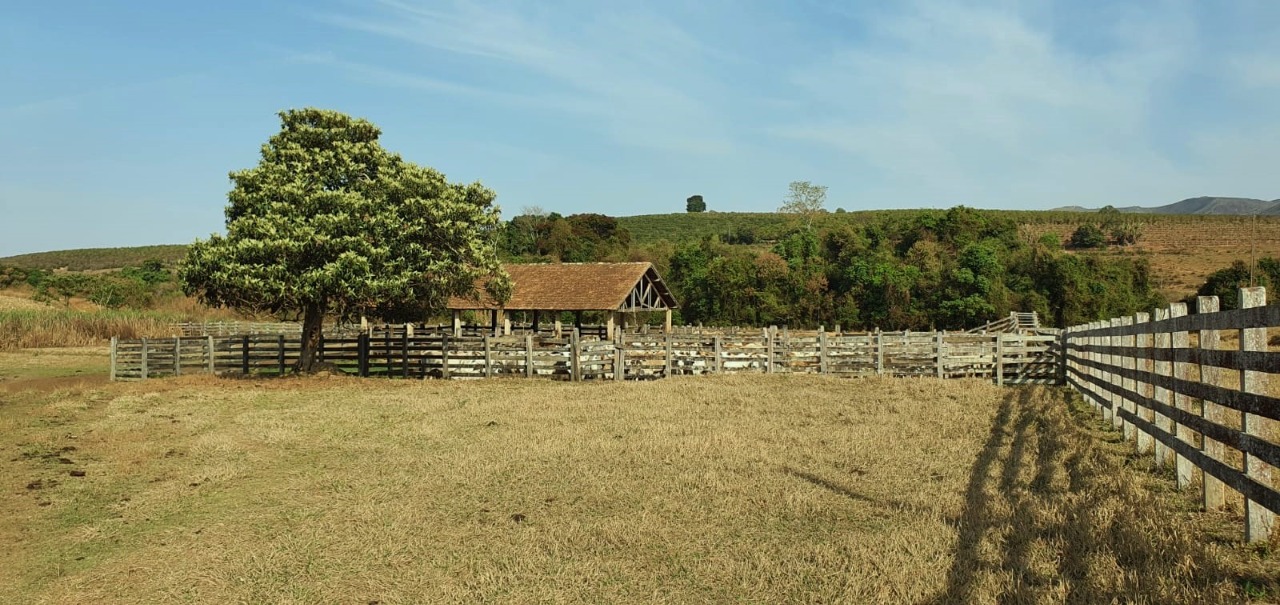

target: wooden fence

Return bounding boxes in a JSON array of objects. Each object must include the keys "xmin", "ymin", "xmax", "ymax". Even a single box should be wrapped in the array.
[
  {"xmin": 1062, "ymin": 286, "xmax": 1279, "ymax": 543},
  {"xmin": 111, "ymin": 329, "xmax": 1058, "ymax": 384}
]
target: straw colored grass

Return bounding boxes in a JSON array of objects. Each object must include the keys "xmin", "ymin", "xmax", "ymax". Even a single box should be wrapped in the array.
[
  {"xmin": 0, "ymin": 308, "xmax": 182, "ymax": 350},
  {"xmin": 0, "ymin": 375, "xmax": 1272, "ymax": 603}
]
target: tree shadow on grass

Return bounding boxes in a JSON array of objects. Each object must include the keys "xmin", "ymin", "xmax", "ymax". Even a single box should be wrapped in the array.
[{"xmin": 920, "ymin": 386, "xmax": 1242, "ymax": 605}]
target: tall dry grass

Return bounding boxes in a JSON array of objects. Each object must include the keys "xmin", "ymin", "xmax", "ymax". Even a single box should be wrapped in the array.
[
  {"xmin": 0, "ymin": 308, "xmax": 182, "ymax": 350},
  {"xmin": 1, "ymin": 375, "xmax": 1272, "ymax": 603}
]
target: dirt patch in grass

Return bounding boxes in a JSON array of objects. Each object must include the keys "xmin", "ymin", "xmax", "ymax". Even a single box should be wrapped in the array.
[{"xmin": 0, "ymin": 375, "xmax": 1274, "ymax": 603}]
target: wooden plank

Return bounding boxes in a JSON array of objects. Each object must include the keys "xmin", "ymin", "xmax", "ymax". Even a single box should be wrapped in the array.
[
  {"xmin": 1067, "ymin": 352, "xmax": 1280, "ymax": 425},
  {"xmin": 1069, "ymin": 343, "xmax": 1276, "ymax": 373},
  {"xmin": 1241, "ymin": 287, "xmax": 1273, "ymax": 543},
  {"xmin": 1069, "ymin": 375, "xmax": 1280, "ymax": 517},
  {"xmin": 1072, "ymin": 304, "xmax": 1280, "ymax": 338}
]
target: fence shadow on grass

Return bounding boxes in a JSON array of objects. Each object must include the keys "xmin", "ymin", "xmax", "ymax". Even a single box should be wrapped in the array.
[{"xmin": 920, "ymin": 386, "xmax": 1242, "ymax": 605}]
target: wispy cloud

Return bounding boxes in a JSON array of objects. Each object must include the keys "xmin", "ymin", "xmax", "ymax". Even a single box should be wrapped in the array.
[{"xmin": 317, "ymin": 0, "xmax": 738, "ymax": 156}]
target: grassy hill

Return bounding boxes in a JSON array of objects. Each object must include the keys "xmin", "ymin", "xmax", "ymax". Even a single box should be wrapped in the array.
[{"xmin": 0, "ymin": 245, "xmax": 188, "ymax": 271}]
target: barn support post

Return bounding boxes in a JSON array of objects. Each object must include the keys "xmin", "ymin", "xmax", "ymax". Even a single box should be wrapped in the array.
[
  {"xmin": 503, "ymin": 316, "xmax": 511, "ymax": 336},
  {"xmin": 531, "ymin": 310, "xmax": 541, "ymax": 334},
  {"xmin": 664, "ymin": 309, "xmax": 673, "ymax": 333},
  {"xmin": 606, "ymin": 313, "xmax": 616, "ymax": 341},
  {"xmin": 1241, "ymin": 287, "xmax": 1272, "ymax": 543},
  {"xmin": 1198, "ymin": 297, "xmax": 1225, "ymax": 510},
  {"xmin": 554, "ymin": 318, "xmax": 562, "ymax": 339},
  {"xmin": 110, "ymin": 336, "xmax": 117, "ymax": 381}
]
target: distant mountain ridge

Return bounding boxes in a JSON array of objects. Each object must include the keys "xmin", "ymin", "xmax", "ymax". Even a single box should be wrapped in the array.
[{"xmin": 1054, "ymin": 196, "xmax": 1280, "ymax": 215}]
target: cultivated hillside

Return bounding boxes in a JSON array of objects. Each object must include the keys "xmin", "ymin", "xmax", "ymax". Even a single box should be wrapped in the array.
[{"xmin": 1054, "ymin": 196, "xmax": 1280, "ymax": 215}]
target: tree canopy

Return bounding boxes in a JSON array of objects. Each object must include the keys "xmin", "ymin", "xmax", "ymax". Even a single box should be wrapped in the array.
[
  {"xmin": 779, "ymin": 181, "xmax": 827, "ymax": 228},
  {"xmin": 181, "ymin": 108, "xmax": 509, "ymax": 372}
]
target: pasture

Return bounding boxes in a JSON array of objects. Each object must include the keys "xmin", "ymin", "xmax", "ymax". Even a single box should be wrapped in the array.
[{"xmin": 2, "ymin": 371, "xmax": 1272, "ymax": 603}]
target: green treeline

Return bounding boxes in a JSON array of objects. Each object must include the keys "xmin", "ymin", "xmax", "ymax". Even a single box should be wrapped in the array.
[{"xmin": 499, "ymin": 206, "xmax": 1164, "ymax": 330}]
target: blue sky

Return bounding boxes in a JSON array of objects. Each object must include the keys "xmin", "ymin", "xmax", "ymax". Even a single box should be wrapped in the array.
[{"xmin": 2, "ymin": 0, "xmax": 1279, "ymax": 256}]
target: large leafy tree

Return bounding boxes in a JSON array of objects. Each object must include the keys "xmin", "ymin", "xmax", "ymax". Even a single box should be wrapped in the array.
[{"xmin": 181, "ymin": 108, "xmax": 509, "ymax": 372}]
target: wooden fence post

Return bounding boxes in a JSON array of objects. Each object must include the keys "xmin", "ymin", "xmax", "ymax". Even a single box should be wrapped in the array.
[
  {"xmin": 173, "ymin": 337, "xmax": 182, "ymax": 377},
  {"xmin": 277, "ymin": 334, "xmax": 286, "ymax": 376},
  {"xmin": 935, "ymin": 331, "xmax": 945, "ymax": 379},
  {"xmin": 1152, "ymin": 308, "xmax": 1172, "ymax": 468},
  {"xmin": 571, "ymin": 329, "xmax": 581, "ymax": 382},
  {"xmin": 1056, "ymin": 330, "xmax": 1066, "ymax": 386},
  {"xmin": 240, "ymin": 335, "xmax": 250, "ymax": 375},
  {"xmin": 713, "ymin": 335, "xmax": 723, "ymax": 374},
  {"xmin": 440, "ymin": 334, "xmax": 450, "ymax": 380},
  {"xmin": 1117, "ymin": 317, "xmax": 1134, "ymax": 440},
  {"xmin": 875, "ymin": 329, "xmax": 885, "ymax": 376},
  {"xmin": 1169, "ymin": 302, "xmax": 1194, "ymax": 490},
  {"xmin": 614, "ymin": 345, "xmax": 624, "ymax": 381},
  {"xmin": 525, "ymin": 334, "xmax": 534, "ymax": 378},
  {"xmin": 994, "ymin": 334, "xmax": 1004, "ymax": 386},
  {"xmin": 139, "ymin": 337, "xmax": 149, "ymax": 380},
  {"xmin": 110, "ymin": 336, "xmax": 117, "ymax": 381},
  {"xmin": 1197, "ymin": 296, "xmax": 1224, "ymax": 510},
  {"xmin": 664, "ymin": 333, "xmax": 674, "ymax": 377},
  {"xmin": 1133, "ymin": 313, "xmax": 1153, "ymax": 455},
  {"xmin": 402, "ymin": 330, "xmax": 410, "ymax": 378},
  {"xmin": 1241, "ymin": 287, "xmax": 1272, "ymax": 543},
  {"xmin": 766, "ymin": 327, "xmax": 776, "ymax": 374},
  {"xmin": 818, "ymin": 328, "xmax": 828, "ymax": 374},
  {"xmin": 358, "ymin": 332, "xmax": 370, "ymax": 378},
  {"xmin": 483, "ymin": 334, "xmax": 493, "ymax": 379},
  {"xmin": 206, "ymin": 335, "xmax": 215, "ymax": 375},
  {"xmin": 1108, "ymin": 318, "xmax": 1123, "ymax": 430}
]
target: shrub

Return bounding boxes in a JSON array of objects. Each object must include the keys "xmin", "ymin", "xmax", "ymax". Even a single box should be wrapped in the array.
[{"xmin": 1068, "ymin": 224, "xmax": 1107, "ymax": 249}]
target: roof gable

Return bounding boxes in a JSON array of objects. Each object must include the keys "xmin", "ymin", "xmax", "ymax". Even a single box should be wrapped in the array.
[{"xmin": 449, "ymin": 262, "xmax": 678, "ymax": 311}]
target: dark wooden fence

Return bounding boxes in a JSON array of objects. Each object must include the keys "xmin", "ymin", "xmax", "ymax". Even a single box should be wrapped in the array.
[
  {"xmin": 1062, "ymin": 287, "xmax": 1278, "ymax": 544},
  {"xmin": 111, "ymin": 329, "xmax": 1058, "ymax": 384}
]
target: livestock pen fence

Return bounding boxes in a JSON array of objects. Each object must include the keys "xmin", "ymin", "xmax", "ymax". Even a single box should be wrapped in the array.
[
  {"xmin": 111, "ymin": 328, "xmax": 1058, "ymax": 384},
  {"xmin": 1062, "ymin": 286, "xmax": 1280, "ymax": 543}
]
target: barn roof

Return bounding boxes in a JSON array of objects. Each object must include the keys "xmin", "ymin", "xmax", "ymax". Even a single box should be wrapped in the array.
[{"xmin": 448, "ymin": 262, "xmax": 678, "ymax": 312}]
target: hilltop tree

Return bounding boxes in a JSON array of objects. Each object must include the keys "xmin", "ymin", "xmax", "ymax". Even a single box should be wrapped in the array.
[
  {"xmin": 181, "ymin": 108, "xmax": 509, "ymax": 373},
  {"xmin": 779, "ymin": 181, "xmax": 827, "ymax": 228},
  {"xmin": 686, "ymin": 195, "xmax": 706, "ymax": 213}
]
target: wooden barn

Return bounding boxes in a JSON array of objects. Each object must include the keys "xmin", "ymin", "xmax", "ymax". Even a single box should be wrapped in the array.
[{"xmin": 447, "ymin": 262, "xmax": 679, "ymax": 337}]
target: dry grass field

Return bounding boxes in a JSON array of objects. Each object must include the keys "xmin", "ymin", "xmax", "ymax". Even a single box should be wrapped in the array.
[{"xmin": 2, "ymin": 373, "xmax": 1276, "ymax": 604}]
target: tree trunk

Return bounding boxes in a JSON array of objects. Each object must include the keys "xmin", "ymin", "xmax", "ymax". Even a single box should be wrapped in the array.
[{"xmin": 296, "ymin": 303, "xmax": 325, "ymax": 374}]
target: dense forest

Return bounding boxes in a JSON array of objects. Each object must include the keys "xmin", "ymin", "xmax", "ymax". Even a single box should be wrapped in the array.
[{"xmin": 498, "ymin": 207, "xmax": 1164, "ymax": 330}]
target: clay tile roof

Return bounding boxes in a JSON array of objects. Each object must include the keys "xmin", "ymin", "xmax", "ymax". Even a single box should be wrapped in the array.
[{"xmin": 448, "ymin": 262, "xmax": 677, "ymax": 311}]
